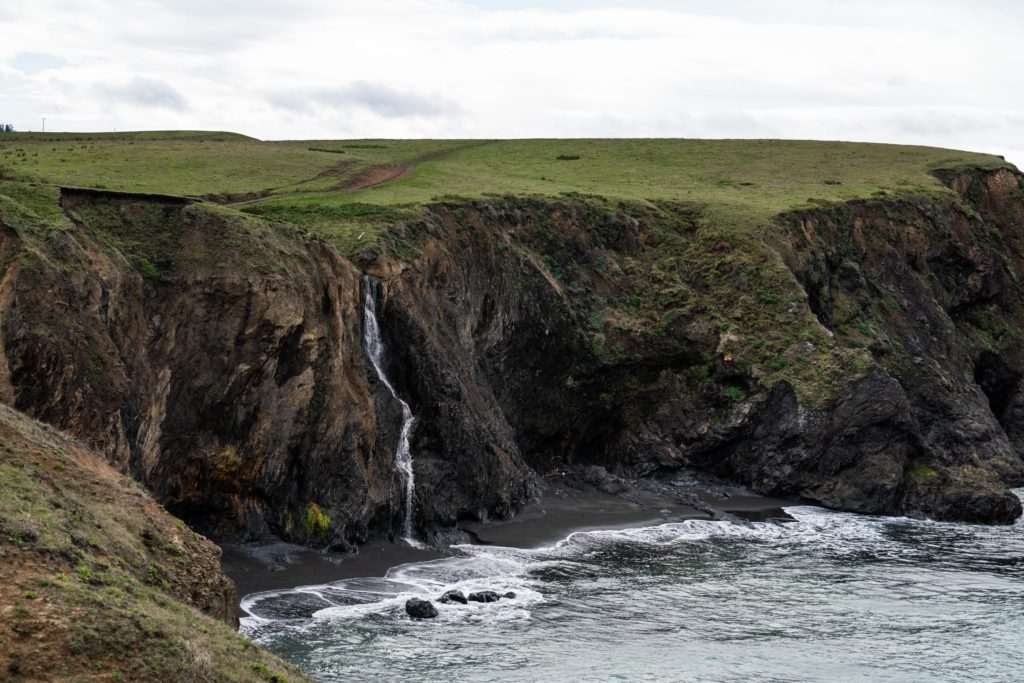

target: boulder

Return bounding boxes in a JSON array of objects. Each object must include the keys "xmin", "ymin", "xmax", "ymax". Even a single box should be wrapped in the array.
[
  {"xmin": 467, "ymin": 591, "xmax": 501, "ymax": 603},
  {"xmin": 405, "ymin": 598, "xmax": 439, "ymax": 619},
  {"xmin": 438, "ymin": 589, "xmax": 468, "ymax": 605}
]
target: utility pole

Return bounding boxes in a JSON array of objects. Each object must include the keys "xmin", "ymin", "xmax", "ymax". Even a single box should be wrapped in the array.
[{"xmin": 41, "ymin": 117, "xmax": 46, "ymax": 133}]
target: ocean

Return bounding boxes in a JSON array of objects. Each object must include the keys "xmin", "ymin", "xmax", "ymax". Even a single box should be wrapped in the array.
[{"xmin": 240, "ymin": 493, "xmax": 1024, "ymax": 682}]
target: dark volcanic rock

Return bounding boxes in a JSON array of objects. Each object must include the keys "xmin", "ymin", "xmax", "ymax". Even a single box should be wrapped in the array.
[
  {"xmin": 467, "ymin": 591, "xmax": 502, "ymax": 603},
  {"xmin": 372, "ymin": 178, "xmax": 1024, "ymax": 525},
  {"xmin": 0, "ymin": 192, "xmax": 398, "ymax": 546},
  {"xmin": 405, "ymin": 598, "xmax": 439, "ymax": 619},
  {"xmin": 438, "ymin": 590, "xmax": 468, "ymax": 605},
  {"xmin": 0, "ymin": 191, "xmax": 538, "ymax": 546},
  {"xmin": 2, "ymin": 167, "xmax": 1023, "ymax": 546},
  {"xmin": 503, "ymin": 592, "xmax": 517, "ymax": 599},
  {"xmin": 571, "ymin": 465, "xmax": 630, "ymax": 495},
  {"xmin": 776, "ymin": 168, "xmax": 1024, "ymax": 521}
]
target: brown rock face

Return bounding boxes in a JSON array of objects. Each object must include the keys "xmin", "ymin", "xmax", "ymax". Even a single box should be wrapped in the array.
[
  {"xmin": 0, "ymin": 190, "xmax": 402, "ymax": 545},
  {"xmin": 778, "ymin": 168, "xmax": 1024, "ymax": 519},
  {"xmin": 359, "ymin": 184, "xmax": 1023, "ymax": 525}
]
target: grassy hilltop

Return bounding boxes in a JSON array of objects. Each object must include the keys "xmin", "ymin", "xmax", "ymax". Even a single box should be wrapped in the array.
[{"xmin": 0, "ymin": 131, "xmax": 1011, "ymax": 256}]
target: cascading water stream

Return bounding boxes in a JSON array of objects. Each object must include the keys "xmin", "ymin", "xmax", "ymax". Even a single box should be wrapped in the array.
[{"xmin": 361, "ymin": 277, "xmax": 417, "ymax": 544}]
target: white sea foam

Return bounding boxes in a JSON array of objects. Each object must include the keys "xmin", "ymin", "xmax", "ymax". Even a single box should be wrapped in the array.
[
  {"xmin": 240, "ymin": 492, "xmax": 1024, "ymax": 682},
  {"xmin": 243, "ymin": 491, "xmax": 1024, "ymax": 635},
  {"xmin": 240, "ymin": 517, "xmax": 793, "ymax": 632}
]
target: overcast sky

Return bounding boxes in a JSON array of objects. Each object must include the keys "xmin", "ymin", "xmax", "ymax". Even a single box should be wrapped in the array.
[{"xmin": 1, "ymin": 0, "xmax": 1021, "ymax": 165}]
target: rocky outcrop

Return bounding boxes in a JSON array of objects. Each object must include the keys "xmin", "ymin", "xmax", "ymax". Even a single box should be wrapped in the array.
[
  {"xmin": 778, "ymin": 168, "xmax": 1024, "ymax": 520},
  {"xmin": 404, "ymin": 598, "xmax": 438, "ymax": 619},
  {"xmin": 364, "ymin": 173, "xmax": 1024, "ymax": 524},
  {"xmin": 439, "ymin": 589, "xmax": 468, "ymax": 604}
]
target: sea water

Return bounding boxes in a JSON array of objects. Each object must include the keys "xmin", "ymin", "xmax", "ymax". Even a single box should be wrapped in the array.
[{"xmin": 241, "ymin": 492, "xmax": 1024, "ymax": 682}]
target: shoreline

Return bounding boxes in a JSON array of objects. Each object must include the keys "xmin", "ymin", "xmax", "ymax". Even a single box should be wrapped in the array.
[{"xmin": 221, "ymin": 480, "xmax": 795, "ymax": 603}]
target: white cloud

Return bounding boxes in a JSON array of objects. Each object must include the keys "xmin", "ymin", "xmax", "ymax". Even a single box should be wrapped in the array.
[
  {"xmin": 98, "ymin": 77, "xmax": 188, "ymax": 111},
  {"xmin": 0, "ymin": 0, "xmax": 1021, "ymax": 167},
  {"xmin": 266, "ymin": 82, "xmax": 462, "ymax": 118}
]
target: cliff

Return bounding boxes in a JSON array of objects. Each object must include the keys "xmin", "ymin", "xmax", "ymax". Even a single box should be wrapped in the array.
[
  {"xmin": 0, "ymin": 145, "xmax": 1021, "ymax": 558},
  {"xmin": 364, "ymin": 167, "xmax": 1024, "ymax": 527}
]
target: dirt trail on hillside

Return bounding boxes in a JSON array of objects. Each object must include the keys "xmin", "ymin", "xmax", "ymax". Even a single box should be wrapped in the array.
[
  {"xmin": 224, "ymin": 140, "xmax": 495, "ymax": 205},
  {"xmin": 340, "ymin": 140, "xmax": 498, "ymax": 192},
  {"xmin": 341, "ymin": 163, "xmax": 414, "ymax": 190}
]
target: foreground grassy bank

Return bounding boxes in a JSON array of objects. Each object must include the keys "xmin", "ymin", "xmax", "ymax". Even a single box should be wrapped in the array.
[{"xmin": 0, "ymin": 404, "xmax": 305, "ymax": 682}]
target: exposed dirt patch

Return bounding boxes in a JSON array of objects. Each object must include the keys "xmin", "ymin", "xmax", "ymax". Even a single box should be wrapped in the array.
[
  {"xmin": 213, "ymin": 159, "xmax": 357, "ymax": 205},
  {"xmin": 341, "ymin": 164, "xmax": 414, "ymax": 191},
  {"xmin": 339, "ymin": 141, "xmax": 498, "ymax": 192}
]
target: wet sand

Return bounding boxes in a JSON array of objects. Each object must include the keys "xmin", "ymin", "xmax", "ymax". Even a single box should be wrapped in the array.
[
  {"xmin": 462, "ymin": 485, "xmax": 710, "ymax": 548},
  {"xmin": 221, "ymin": 539, "xmax": 445, "ymax": 600},
  {"xmin": 221, "ymin": 482, "xmax": 794, "ymax": 603}
]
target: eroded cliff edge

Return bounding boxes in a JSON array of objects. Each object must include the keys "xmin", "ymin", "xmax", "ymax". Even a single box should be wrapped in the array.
[{"xmin": 0, "ymin": 166, "xmax": 1022, "ymax": 555}]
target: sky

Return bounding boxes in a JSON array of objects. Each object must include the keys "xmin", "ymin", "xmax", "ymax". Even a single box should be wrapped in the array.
[{"xmin": 1, "ymin": 0, "xmax": 1021, "ymax": 165}]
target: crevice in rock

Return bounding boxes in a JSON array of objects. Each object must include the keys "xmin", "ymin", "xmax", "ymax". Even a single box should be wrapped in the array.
[{"xmin": 974, "ymin": 350, "xmax": 1021, "ymax": 424}]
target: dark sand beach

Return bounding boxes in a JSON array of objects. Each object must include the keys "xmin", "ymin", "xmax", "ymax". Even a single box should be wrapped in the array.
[{"xmin": 221, "ymin": 480, "xmax": 794, "ymax": 602}]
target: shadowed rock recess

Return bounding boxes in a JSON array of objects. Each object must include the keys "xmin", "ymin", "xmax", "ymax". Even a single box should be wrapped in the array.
[{"xmin": 0, "ymin": 166, "xmax": 1022, "ymax": 559}]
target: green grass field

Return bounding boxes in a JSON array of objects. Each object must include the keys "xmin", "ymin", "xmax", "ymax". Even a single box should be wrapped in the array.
[{"xmin": 0, "ymin": 131, "xmax": 1013, "ymax": 256}]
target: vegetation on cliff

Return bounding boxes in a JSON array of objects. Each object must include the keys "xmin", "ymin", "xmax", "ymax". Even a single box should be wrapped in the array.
[
  {"xmin": 0, "ymin": 403, "xmax": 305, "ymax": 681},
  {"xmin": 1, "ymin": 133, "xmax": 1014, "ymax": 404},
  {"xmin": 0, "ymin": 133, "xmax": 1010, "ymax": 254}
]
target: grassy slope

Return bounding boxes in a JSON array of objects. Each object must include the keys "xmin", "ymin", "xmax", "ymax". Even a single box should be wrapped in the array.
[
  {"xmin": 268, "ymin": 139, "xmax": 1010, "ymax": 249},
  {"xmin": 0, "ymin": 403, "xmax": 305, "ymax": 682},
  {"xmin": 0, "ymin": 135, "xmax": 330, "ymax": 198},
  {"xmin": 1, "ymin": 134, "xmax": 1010, "ymax": 247},
  {"xmin": 0, "ymin": 131, "xmax": 256, "ymax": 142}
]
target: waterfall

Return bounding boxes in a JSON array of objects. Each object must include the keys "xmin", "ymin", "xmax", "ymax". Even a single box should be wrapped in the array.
[{"xmin": 362, "ymin": 277, "xmax": 417, "ymax": 544}]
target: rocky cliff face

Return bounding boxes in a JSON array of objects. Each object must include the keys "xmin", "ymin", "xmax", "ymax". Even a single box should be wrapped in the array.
[
  {"xmin": 364, "ymin": 173, "xmax": 1024, "ymax": 526},
  {"xmin": 779, "ymin": 168, "xmax": 1024, "ymax": 520},
  {"xmin": 0, "ymin": 190, "xmax": 401, "ymax": 546},
  {"xmin": 0, "ymin": 170, "xmax": 1022, "ymax": 550}
]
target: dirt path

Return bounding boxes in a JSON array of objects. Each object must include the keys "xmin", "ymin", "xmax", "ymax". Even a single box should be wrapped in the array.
[
  {"xmin": 226, "ymin": 140, "xmax": 498, "ymax": 206},
  {"xmin": 340, "ymin": 163, "xmax": 414, "ymax": 190},
  {"xmin": 339, "ymin": 140, "xmax": 498, "ymax": 192}
]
